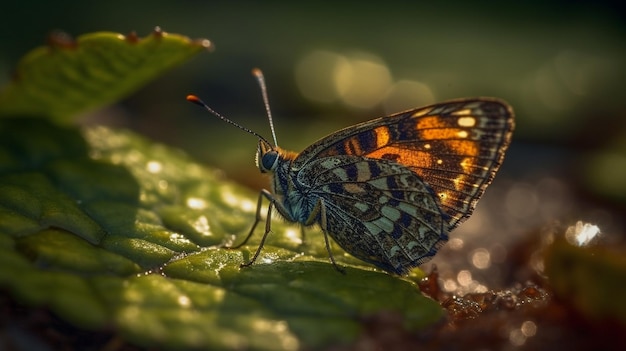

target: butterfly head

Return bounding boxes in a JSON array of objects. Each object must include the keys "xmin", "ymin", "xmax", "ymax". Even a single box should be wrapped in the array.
[{"xmin": 256, "ymin": 138, "xmax": 280, "ymax": 173}]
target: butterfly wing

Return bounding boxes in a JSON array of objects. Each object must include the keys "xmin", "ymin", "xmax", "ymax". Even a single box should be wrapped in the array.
[
  {"xmin": 297, "ymin": 154, "xmax": 448, "ymax": 274},
  {"xmin": 293, "ymin": 98, "xmax": 514, "ymax": 230}
]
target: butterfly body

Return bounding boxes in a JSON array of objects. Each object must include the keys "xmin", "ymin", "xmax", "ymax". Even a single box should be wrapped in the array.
[{"xmin": 255, "ymin": 98, "xmax": 513, "ymax": 275}]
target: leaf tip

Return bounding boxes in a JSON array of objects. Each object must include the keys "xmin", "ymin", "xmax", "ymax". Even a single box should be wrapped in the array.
[
  {"xmin": 47, "ymin": 30, "xmax": 77, "ymax": 50},
  {"xmin": 152, "ymin": 26, "xmax": 164, "ymax": 38},
  {"xmin": 126, "ymin": 31, "xmax": 139, "ymax": 44},
  {"xmin": 195, "ymin": 38, "xmax": 214, "ymax": 51}
]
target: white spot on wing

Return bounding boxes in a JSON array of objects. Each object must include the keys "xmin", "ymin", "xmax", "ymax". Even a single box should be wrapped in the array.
[{"xmin": 457, "ymin": 116, "xmax": 476, "ymax": 127}]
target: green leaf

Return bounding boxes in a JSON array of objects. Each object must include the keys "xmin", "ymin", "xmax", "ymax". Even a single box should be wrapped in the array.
[
  {"xmin": 0, "ymin": 117, "xmax": 444, "ymax": 350},
  {"xmin": 0, "ymin": 28, "xmax": 212, "ymax": 122},
  {"xmin": 545, "ymin": 237, "xmax": 626, "ymax": 324}
]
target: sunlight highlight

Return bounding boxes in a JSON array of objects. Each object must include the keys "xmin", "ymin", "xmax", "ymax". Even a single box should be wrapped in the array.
[
  {"xmin": 186, "ymin": 197, "xmax": 207, "ymax": 210},
  {"xmin": 565, "ymin": 221, "xmax": 601, "ymax": 246}
]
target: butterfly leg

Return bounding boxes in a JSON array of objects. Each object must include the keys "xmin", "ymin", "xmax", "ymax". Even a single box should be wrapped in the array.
[
  {"xmin": 306, "ymin": 199, "xmax": 346, "ymax": 274},
  {"xmin": 224, "ymin": 189, "xmax": 271, "ymax": 250},
  {"xmin": 240, "ymin": 197, "xmax": 274, "ymax": 268},
  {"xmin": 223, "ymin": 189, "xmax": 276, "ymax": 269}
]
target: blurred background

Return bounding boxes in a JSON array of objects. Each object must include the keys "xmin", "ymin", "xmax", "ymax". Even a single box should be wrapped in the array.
[{"xmin": 1, "ymin": 0, "xmax": 625, "ymax": 289}]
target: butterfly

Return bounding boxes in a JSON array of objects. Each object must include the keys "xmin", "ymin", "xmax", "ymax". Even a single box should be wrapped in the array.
[{"xmin": 187, "ymin": 68, "xmax": 514, "ymax": 275}]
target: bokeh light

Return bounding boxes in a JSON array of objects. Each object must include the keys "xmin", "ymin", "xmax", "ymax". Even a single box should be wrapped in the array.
[
  {"xmin": 383, "ymin": 79, "xmax": 435, "ymax": 114},
  {"xmin": 296, "ymin": 50, "xmax": 393, "ymax": 109},
  {"xmin": 295, "ymin": 50, "xmax": 348, "ymax": 104},
  {"xmin": 333, "ymin": 52, "xmax": 391, "ymax": 109}
]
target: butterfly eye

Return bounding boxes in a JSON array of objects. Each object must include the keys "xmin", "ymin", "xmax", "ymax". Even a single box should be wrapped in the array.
[{"xmin": 259, "ymin": 150, "xmax": 279, "ymax": 173}]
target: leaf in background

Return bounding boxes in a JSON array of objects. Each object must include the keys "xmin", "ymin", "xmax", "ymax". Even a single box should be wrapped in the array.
[
  {"xmin": 0, "ymin": 27, "xmax": 212, "ymax": 122},
  {"xmin": 0, "ymin": 118, "xmax": 444, "ymax": 350},
  {"xmin": 545, "ymin": 237, "xmax": 626, "ymax": 324}
]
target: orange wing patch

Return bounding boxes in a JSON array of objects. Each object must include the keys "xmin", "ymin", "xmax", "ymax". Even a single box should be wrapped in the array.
[
  {"xmin": 373, "ymin": 126, "xmax": 391, "ymax": 147},
  {"xmin": 366, "ymin": 146, "xmax": 434, "ymax": 170}
]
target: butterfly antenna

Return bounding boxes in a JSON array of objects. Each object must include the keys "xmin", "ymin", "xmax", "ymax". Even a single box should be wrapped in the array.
[
  {"xmin": 186, "ymin": 95, "xmax": 269, "ymax": 143},
  {"xmin": 252, "ymin": 68, "xmax": 279, "ymax": 146}
]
